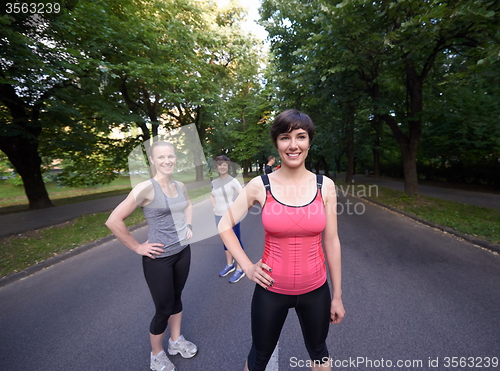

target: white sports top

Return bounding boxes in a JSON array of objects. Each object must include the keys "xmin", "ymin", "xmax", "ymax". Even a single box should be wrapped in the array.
[{"xmin": 211, "ymin": 176, "xmax": 242, "ymax": 216}]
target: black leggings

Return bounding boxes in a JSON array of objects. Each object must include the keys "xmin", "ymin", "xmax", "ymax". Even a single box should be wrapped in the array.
[
  {"xmin": 248, "ymin": 282, "xmax": 331, "ymax": 371},
  {"xmin": 142, "ymin": 246, "xmax": 191, "ymax": 335}
]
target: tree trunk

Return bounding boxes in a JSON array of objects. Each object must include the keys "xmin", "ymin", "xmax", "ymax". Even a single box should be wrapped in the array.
[
  {"xmin": 344, "ymin": 103, "xmax": 355, "ymax": 184},
  {"xmin": 315, "ymin": 156, "xmax": 329, "ymax": 177},
  {"xmin": 334, "ymin": 154, "xmax": 341, "ymax": 180},
  {"xmin": 379, "ymin": 112, "xmax": 421, "ymax": 196},
  {"xmin": 372, "ymin": 115, "xmax": 382, "ymax": 177},
  {"xmin": 372, "ymin": 146, "xmax": 380, "ymax": 177},
  {"xmin": 401, "ymin": 143, "xmax": 419, "ymax": 196},
  {"xmin": 242, "ymin": 159, "xmax": 250, "ymax": 178},
  {"xmin": 378, "ymin": 60, "xmax": 423, "ymax": 196},
  {"xmin": 1, "ymin": 138, "xmax": 53, "ymax": 209},
  {"xmin": 0, "ymin": 83, "xmax": 53, "ymax": 209},
  {"xmin": 183, "ymin": 122, "xmax": 205, "ymax": 182}
]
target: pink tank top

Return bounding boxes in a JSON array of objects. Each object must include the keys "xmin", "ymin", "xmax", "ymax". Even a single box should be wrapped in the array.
[{"xmin": 261, "ymin": 175, "xmax": 327, "ymax": 295}]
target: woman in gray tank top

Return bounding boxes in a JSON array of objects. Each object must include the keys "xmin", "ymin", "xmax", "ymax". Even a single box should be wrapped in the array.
[{"xmin": 106, "ymin": 141, "xmax": 197, "ymax": 371}]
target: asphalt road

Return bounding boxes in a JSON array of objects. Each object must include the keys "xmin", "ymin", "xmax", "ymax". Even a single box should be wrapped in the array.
[
  {"xmin": 1, "ymin": 195, "xmax": 499, "ymax": 371},
  {"xmin": 352, "ymin": 174, "xmax": 500, "ymax": 211}
]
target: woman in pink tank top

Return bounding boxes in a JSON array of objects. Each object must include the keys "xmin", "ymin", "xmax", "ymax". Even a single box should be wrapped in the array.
[{"xmin": 219, "ymin": 109, "xmax": 345, "ymax": 371}]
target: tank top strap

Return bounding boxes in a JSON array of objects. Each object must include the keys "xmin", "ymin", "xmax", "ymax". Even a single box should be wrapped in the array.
[
  {"xmin": 173, "ymin": 180, "xmax": 181, "ymax": 193},
  {"xmin": 316, "ymin": 174, "xmax": 323, "ymax": 189},
  {"xmin": 151, "ymin": 178, "xmax": 162, "ymax": 195},
  {"xmin": 261, "ymin": 174, "xmax": 271, "ymax": 193},
  {"xmin": 262, "ymin": 174, "xmax": 322, "ymax": 192}
]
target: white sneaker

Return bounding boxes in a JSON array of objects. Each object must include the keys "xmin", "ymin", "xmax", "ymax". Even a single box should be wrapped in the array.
[
  {"xmin": 150, "ymin": 350, "xmax": 176, "ymax": 371},
  {"xmin": 168, "ymin": 335, "xmax": 198, "ymax": 358}
]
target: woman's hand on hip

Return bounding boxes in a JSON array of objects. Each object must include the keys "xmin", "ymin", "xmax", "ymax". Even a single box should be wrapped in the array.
[
  {"xmin": 246, "ymin": 259, "xmax": 274, "ymax": 289},
  {"xmin": 134, "ymin": 241, "xmax": 164, "ymax": 258}
]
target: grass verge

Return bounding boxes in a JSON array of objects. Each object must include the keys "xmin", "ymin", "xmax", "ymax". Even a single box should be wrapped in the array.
[
  {"xmin": 0, "ymin": 176, "xmax": 132, "ymax": 205},
  {"xmin": 0, "ymin": 208, "xmax": 145, "ymax": 278},
  {"xmin": 345, "ymin": 183, "xmax": 500, "ymax": 246},
  {"xmin": 0, "ymin": 189, "xmax": 132, "ymax": 215}
]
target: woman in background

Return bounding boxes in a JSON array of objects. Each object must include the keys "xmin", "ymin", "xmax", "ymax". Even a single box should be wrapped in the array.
[{"xmin": 210, "ymin": 155, "xmax": 246, "ymax": 283}]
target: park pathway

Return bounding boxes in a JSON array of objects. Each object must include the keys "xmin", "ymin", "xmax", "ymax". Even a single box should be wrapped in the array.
[
  {"xmin": 0, "ymin": 180, "xmax": 212, "ymax": 238},
  {"xmin": 1, "ymin": 194, "xmax": 499, "ymax": 370},
  {"xmin": 352, "ymin": 174, "xmax": 500, "ymax": 210}
]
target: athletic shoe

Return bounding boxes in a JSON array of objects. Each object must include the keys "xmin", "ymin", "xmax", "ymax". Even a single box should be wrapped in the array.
[
  {"xmin": 229, "ymin": 269, "xmax": 245, "ymax": 283},
  {"xmin": 150, "ymin": 350, "xmax": 176, "ymax": 371},
  {"xmin": 219, "ymin": 263, "xmax": 235, "ymax": 277},
  {"xmin": 168, "ymin": 335, "xmax": 198, "ymax": 358}
]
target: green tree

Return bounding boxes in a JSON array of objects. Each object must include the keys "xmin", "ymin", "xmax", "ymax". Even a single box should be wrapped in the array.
[
  {"xmin": 1, "ymin": 0, "xmax": 267, "ymax": 207},
  {"xmin": 420, "ymin": 60, "xmax": 500, "ymax": 185},
  {"xmin": 260, "ymin": 0, "xmax": 500, "ymax": 195},
  {"xmin": 202, "ymin": 1, "xmax": 273, "ymax": 176},
  {"xmin": 0, "ymin": 3, "xmax": 79, "ymax": 209}
]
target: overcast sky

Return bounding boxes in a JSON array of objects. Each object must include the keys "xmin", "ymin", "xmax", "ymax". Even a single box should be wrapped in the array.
[{"xmin": 217, "ymin": 0, "xmax": 268, "ymax": 41}]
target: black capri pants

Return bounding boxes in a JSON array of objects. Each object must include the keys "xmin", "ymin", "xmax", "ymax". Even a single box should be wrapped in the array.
[
  {"xmin": 247, "ymin": 281, "xmax": 331, "ymax": 371},
  {"xmin": 142, "ymin": 245, "xmax": 191, "ymax": 335}
]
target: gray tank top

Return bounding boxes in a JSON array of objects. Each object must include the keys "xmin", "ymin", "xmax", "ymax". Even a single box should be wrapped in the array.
[{"xmin": 141, "ymin": 179, "xmax": 189, "ymax": 258}]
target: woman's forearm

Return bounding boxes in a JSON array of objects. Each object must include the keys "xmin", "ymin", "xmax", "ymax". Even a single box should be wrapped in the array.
[
  {"xmin": 105, "ymin": 218, "xmax": 141, "ymax": 252},
  {"xmin": 219, "ymin": 222, "xmax": 253, "ymax": 272},
  {"xmin": 325, "ymin": 238, "xmax": 342, "ymax": 299}
]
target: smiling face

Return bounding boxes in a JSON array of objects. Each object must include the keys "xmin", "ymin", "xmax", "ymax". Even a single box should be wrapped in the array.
[
  {"xmin": 217, "ymin": 161, "xmax": 229, "ymax": 176},
  {"xmin": 270, "ymin": 109, "xmax": 314, "ymax": 150},
  {"xmin": 149, "ymin": 143, "xmax": 176, "ymax": 177},
  {"xmin": 276, "ymin": 129, "xmax": 310, "ymax": 168}
]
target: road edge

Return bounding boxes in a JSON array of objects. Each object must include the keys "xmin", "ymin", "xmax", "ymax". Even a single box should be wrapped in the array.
[
  {"xmin": 359, "ymin": 195, "xmax": 500, "ymax": 255},
  {"xmin": 0, "ymin": 222, "xmax": 147, "ymax": 289}
]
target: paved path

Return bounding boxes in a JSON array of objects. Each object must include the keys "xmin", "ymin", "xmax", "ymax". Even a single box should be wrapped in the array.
[
  {"xmin": 1, "ymin": 194, "xmax": 499, "ymax": 370},
  {"xmin": 2, "ymin": 177, "xmax": 499, "ymax": 239},
  {"xmin": 0, "ymin": 194, "xmax": 128, "ymax": 238},
  {"xmin": 351, "ymin": 174, "xmax": 500, "ymax": 210},
  {"xmin": 0, "ymin": 180, "xmax": 212, "ymax": 238}
]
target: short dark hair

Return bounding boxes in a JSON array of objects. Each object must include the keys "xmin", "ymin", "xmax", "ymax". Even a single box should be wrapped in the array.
[
  {"xmin": 214, "ymin": 155, "xmax": 230, "ymax": 162},
  {"xmin": 212, "ymin": 155, "xmax": 231, "ymax": 172},
  {"xmin": 270, "ymin": 109, "xmax": 314, "ymax": 147},
  {"xmin": 267, "ymin": 156, "xmax": 275, "ymax": 162}
]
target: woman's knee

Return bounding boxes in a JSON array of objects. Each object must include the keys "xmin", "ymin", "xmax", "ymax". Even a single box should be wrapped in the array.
[
  {"xmin": 305, "ymin": 342, "xmax": 329, "ymax": 364},
  {"xmin": 247, "ymin": 343, "xmax": 275, "ymax": 371}
]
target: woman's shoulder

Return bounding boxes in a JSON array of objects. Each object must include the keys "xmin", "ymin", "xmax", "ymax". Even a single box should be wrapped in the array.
[
  {"xmin": 241, "ymin": 175, "xmax": 266, "ymax": 204},
  {"xmin": 131, "ymin": 179, "xmax": 155, "ymax": 205},
  {"xmin": 244, "ymin": 175, "xmax": 267, "ymax": 193},
  {"xmin": 318, "ymin": 175, "xmax": 336, "ymax": 200},
  {"xmin": 248, "ymin": 174, "xmax": 266, "ymax": 185},
  {"xmin": 133, "ymin": 179, "xmax": 154, "ymax": 193},
  {"xmin": 229, "ymin": 176, "xmax": 243, "ymax": 187},
  {"xmin": 319, "ymin": 174, "xmax": 335, "ymax": 187},
  {"xmin": 173, "ymin": 180, "xmax": 188, "ymax": 191}
]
